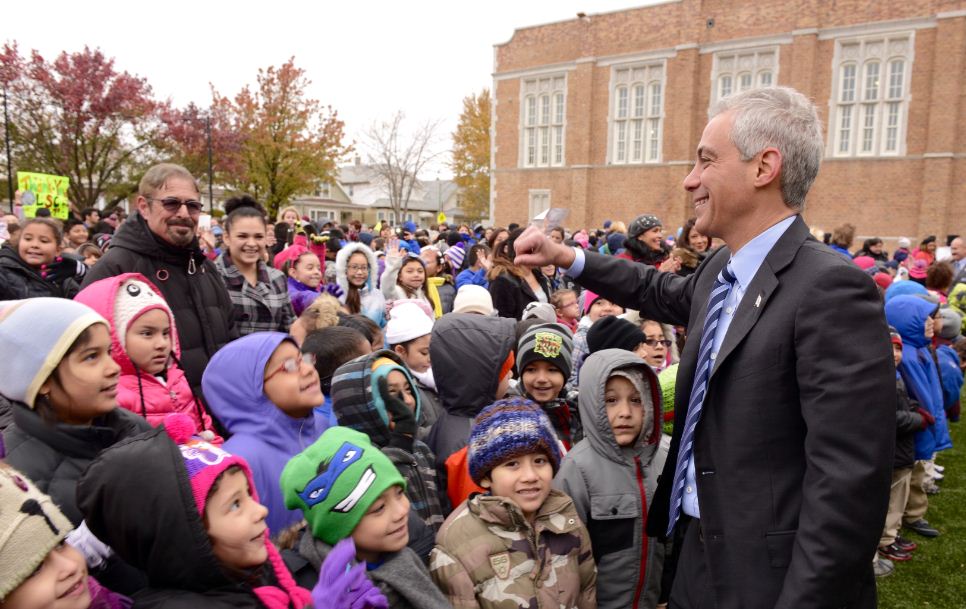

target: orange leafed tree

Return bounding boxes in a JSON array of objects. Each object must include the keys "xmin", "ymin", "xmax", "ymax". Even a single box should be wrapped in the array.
[
  {"xmin": 450, "ymin": 89, "xmax": 491, "ymax": 224},
  {"xmin": 225, "ymin": 58, "xmax": 350, "ymax": 218}
]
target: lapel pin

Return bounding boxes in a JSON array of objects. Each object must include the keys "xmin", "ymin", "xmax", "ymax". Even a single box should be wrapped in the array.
[{"xmin": 754, "ymin": 294, "xmax": 762, "ymax": 308}]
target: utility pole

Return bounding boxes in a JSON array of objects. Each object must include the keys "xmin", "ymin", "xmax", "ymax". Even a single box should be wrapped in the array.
[
  {"xmin": 3, "ymin": 84, "xmax": 13, "ymax": 212},
  {"xmin": 206, "ymin": 114, "xmax": 214, "ymax": 214}
]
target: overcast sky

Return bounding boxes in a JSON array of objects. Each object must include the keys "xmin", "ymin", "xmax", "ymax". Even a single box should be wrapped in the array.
[{"xmin": 2, "ymin": 0, "xmax": 655, "ymax": 177}]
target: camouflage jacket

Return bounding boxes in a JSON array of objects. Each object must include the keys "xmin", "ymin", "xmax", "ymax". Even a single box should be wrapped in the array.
[{"xmin": 429, "ymin": 489, "xmax": 597, "ymax": 609}]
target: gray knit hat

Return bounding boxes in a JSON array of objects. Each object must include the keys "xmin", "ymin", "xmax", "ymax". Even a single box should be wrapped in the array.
[
  {"xmin": 516, "ymin": 322, "xmax": 574, "ymax": 380},
  {"xmin": 0, "ymin": 298, "xmax": 107, "ymax": 408}
]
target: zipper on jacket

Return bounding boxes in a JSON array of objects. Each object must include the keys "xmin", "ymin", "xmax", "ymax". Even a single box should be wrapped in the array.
[{"xmin": 633, "ymin": 456, "xmax": 649, "ymax": 609}]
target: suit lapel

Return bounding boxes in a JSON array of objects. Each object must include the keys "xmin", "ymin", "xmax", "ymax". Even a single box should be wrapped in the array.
[{"xmin": 710, "ymin": 215, "xmax": 810, "ymax": 378}]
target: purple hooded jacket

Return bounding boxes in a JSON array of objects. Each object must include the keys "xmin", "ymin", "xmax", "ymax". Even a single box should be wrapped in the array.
[{"xmin": 202, "ymin": 332, "xmax": 329, "ymax": 535}]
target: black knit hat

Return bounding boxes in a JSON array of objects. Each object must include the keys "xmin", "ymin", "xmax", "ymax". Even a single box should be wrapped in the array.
[
  {"xmin": 516, "ymin": 323, "xmax": 574, "ymax": 380},
  {"xmin": 628, "ymin": 214, "xmax": 662, "ymax": 239},
  {"xmin": 587, "ymin": 316, "xmax": 646, "ymax": 354}
]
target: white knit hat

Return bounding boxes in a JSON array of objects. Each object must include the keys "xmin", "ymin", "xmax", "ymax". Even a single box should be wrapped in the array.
[
  {"xmin": 113, "ymin": 278, "xmax": 173, "ymax": 352},
  {"xmin": 385, "ymin": 301, "xmax": 435, "ymax": 345},
  {"xmin": 0, "ymin": 298, "xmax": 107, "ymax": 408},
  {"xmin": 452, "ymin": 285, "xmax": 495, "ymax": 316}
]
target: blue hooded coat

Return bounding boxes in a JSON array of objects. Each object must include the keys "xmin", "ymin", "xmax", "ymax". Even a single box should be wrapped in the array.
[
  {"xmin": 202, "ymin": 332, "xmax": 329, "ymax": 535},
  {"xmin": 885, "ymin": 295, "xmax": 953, "ymax": 459}
]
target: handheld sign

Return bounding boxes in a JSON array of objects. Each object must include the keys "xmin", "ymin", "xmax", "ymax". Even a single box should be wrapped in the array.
[{"xmin": 17, "ymin": 172, "xmax": 70, "ymax": 220}]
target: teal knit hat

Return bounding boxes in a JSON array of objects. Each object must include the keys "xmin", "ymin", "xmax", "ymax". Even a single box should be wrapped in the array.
[{"xmin": 280, "ymin": 426, "xmax": 406, "ymax": 545}]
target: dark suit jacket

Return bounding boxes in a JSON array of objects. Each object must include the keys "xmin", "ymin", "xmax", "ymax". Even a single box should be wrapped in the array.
[{"xmin": 574, "ymin": 216, "xmax": 895, "ymax": 609}]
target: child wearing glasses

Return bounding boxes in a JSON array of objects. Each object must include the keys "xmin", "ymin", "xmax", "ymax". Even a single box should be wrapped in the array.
[
  {"xmin": 202, "ymin": 332, "xmax": 329, "ymax": 535},
  {"xmin": 554, "ymin": 349, "xmax": 669, "ymax": 609},
  {"xmin": 335, "ymin": 242, "xmax": 386, "ymax": 327},
  {"xmin": 75, "ymin": 273, "xmax": 221, "ymax": 443},
  {"xmin": 638, "ymin": 318, "xmax": 674, "ymax": 372},
  {"xmin": 515, "ymin": 322, "xmax": 581, "ymax": 450}
]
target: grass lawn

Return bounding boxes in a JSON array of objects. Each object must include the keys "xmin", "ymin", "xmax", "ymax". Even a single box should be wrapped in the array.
[{"xmin": 877, "ymin": 420, "xmax": 966, "ymax": 608}]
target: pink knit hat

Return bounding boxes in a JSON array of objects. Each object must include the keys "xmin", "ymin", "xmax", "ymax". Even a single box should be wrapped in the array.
[
  {"xmin": 163, "ymin": 413, "xmax": 254, "ymax": 515},
  {"xmin": 162, "ymin": 413, "xmax": 312, "ymax": 608}
]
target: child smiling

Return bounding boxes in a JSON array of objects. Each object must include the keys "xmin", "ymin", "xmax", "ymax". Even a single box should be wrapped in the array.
[{"xmin": 430, "ymin": 398, "xmax": 596, "ymax": 609}]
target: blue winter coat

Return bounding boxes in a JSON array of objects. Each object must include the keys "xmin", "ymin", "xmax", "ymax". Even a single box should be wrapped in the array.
[
  {"xmin": 936, "ymin": 344, "xmax": 964, "ymax": 410},
  {"xmin": 202, "ymin": 332, "xmax": 329, "ymax": 534},
  {"xmin": 885, "ymin": 296, "xmax": 953, "ymax": 459}
]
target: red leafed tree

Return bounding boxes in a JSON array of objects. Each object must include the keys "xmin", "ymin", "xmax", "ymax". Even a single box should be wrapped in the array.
[
  {"xmin": 1, "ymin": 45, "xmax": 160, "ymax": 209},
  {"xmin": 157, "ymin": 92, "xmax": 245, "ymax": 192}
]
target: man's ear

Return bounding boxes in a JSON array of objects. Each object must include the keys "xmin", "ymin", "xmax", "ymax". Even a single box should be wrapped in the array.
[
  {"xmin": 479, "ymin": 476, "xmax": 491, "ymax": 489},
  {"xmin": 136, "ymin": 195, "xmax": 150, "ymax": 215},
  {"xmin": 754, "ymin": 147, "xmax": 782, "ymax": 189}
]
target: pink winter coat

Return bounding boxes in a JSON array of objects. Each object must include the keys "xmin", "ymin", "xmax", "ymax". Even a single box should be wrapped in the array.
[{"xmin": 74, "ymin": 273, "xmax": 221, "ymax": 443}]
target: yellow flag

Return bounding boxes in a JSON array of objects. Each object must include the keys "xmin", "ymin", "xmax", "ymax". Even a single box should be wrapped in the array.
[
  {"xmin": 437, "ymin": 212, "xmax": 447, "ymax": 224},
  {"xmin": 374, "ymin": 221, "xmax": 382, "ymax": 232}
]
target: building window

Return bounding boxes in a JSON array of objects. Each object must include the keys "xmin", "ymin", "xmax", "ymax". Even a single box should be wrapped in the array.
[
  {"xmin": 528, "ymin": 190, "xmax": 550, "ymax": 221},
  {"xmin": 309, "ymin": 209, "xmax": 335, "ymax": 222},
  {"xmin": 610, "ymin": 62, "xmax": 665, "ymax": 164},
  {"xmin": 521, "ymin": 76, "xmax": 566, "ymax": 168},
  {"xmin": 318, "ymin": 183, "xmax": 331, "ymax": 198},
  {"xmin": 830, "ymin": 34, "xmax": 911, "ymax": 157},
  {"xmin": 710, "ymin": 47, "xmax": 779, "ymax": 105}
]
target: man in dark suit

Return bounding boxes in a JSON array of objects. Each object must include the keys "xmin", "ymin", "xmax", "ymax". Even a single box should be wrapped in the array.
[{"xmin": 515, "ymin": 87, "xmax": 894, "ymax": 609}]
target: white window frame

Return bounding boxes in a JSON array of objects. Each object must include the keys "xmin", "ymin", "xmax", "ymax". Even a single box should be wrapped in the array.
[
  {"xmin": 608, "ymin": 60, "xmax": 666, "ymax": 165},
  {"xmin": 309, "ymin": 209, "xmax": 335, "ymax": 222},
  {"xmin": 519, "ymin": 75, "xmax": 566, "ymax": 168},
  {"xmin": 710, "ymin": 46, "xmax": 779, "ymax": 105},
  {"xmin": 528, "ymin": 190, "xmax": 550, "ymax": 221},
  {"xmin": 829, "ymin": 32, "xmax": 913, "ymax": 158}
]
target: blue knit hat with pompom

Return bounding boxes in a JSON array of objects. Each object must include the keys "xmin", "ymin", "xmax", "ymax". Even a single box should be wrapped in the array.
[{"xmin": 468, "ymin": 397, "xmax": 562, "ymax": 484}]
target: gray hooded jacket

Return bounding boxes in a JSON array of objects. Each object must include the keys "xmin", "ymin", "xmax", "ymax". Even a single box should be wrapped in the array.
[{"xmin": 554, "ymin": 349, "xmax": 670, "ymax": 609}]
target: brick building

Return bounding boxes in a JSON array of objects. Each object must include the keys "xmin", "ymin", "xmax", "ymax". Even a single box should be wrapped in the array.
[{"xmin": 490, "ymin": 0, "xmax": 966, "ymax": 244}]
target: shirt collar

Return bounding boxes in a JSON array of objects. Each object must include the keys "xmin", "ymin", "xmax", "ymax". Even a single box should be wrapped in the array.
[{"xmin": 727, "ymin": 215, "xmax": 798, "ymax": 291}]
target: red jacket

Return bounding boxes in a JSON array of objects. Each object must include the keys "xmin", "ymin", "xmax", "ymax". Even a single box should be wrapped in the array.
[{"xmin": 74, "ymin": 273, "xmax": 221, "ymax": 442}]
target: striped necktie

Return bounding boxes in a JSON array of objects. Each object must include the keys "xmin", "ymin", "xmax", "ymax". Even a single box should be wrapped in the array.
[{"xmin": 667, "ymin": 264, "xmax": 737, "ymax": 535}]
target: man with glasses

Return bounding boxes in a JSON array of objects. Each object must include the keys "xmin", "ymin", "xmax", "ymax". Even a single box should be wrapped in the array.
[{"xmin": 83, "ymin": 163, "xmax": 236, "ymax": 396}]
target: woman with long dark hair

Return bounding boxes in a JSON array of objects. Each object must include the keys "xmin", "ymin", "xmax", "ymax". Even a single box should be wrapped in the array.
[{"xmin": 487, "ymin": 228, "xmax": 552, "ymax": 320}]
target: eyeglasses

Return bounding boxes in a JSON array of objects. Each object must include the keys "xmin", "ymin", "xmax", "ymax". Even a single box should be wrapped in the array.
[
  {"xmin": 148, "ymin": 196, "xmax": 203, "ymax": 215},
  {"xmin": 643, "ymin": 339, "xmax": 673, "ymax": 348},
  {"xmin": 265, "ymin": 353, "xmax": 317, "ymax": 382},
  {"xmin": 347, "ymin": 264, "xmax": 369, "ymax": 273}
]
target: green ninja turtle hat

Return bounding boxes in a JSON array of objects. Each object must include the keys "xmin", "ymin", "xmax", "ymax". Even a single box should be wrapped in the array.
[{"xmin": 280, "ymin": 426, "xmax": 406, "ymax": 545}]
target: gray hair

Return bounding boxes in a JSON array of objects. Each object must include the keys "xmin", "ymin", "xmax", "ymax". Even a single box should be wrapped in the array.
[
  {"xmin": 138, "ymin": 163, "xmax": 198, "ymax": 198},
  {"xmin": 710, "ymin": 86, "xmax": 823, "ymax": 211}
]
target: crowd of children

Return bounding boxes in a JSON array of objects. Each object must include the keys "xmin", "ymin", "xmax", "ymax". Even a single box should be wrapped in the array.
[{"xmin": 1, "ymin": 202, "xmax": 962, "ymax": 608}]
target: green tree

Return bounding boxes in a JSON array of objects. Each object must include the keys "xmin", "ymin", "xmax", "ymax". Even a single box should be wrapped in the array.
[
  {"xmin": 450, "ymin": 89, "xmax": 491, "ymax": 224},
  {"xmin": 225, "ymin": 58, "xmax": 350, "ymax": 218}
]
